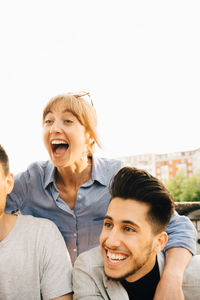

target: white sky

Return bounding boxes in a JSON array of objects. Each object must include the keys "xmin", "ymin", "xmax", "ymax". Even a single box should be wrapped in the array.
[{"xmin": 0, "ymin": 0, "xmax": 200, "ymax": 174}]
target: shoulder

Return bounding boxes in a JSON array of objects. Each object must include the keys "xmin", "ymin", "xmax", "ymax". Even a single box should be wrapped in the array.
[
  {"xmin": 14, "ymin": 160, "xmax": 54, "ymax": 182},
  {"xmin": 74, "ymin": 246, "xmax": 104, "ymax": 270},
  {"xmin": 18, "ymin": 214, "xmax": 61, "ymax": 235},
  {"xmin": 18, "ymin": 215, "xmax": 68, "ymax": 254},
  {"xmin": 183, "ymin": 255, "xmax": 200, "ymax": 285},
  {"xmin": 91, "ymin": 156, "xmax": 124, "ymax": 186},
  {"xmin": 158, "ymin": 252, "xmax": 200, "ymax": 286},
  {"xmin": 94, "ymin": 156, "xmax": 124, "ymax": 169},
  {"xmin": 73, "ymin": 247, "xmax": 107, "ymax": 299},
  {"xmin": 73, "ymin": 247, "xmax": 105, "ymax": 291},
  {"xmin": 25, "ymin": 160, "xmax": 53, "ymax": 176},
  {"xmin": 93, "ymin": 156, "xmax": 124, "ymax": 182}
]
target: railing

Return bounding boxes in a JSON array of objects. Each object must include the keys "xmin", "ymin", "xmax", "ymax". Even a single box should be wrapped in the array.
[{"xmin": 175, "ymin": 202, "xmax": 200, "ymax": 254}]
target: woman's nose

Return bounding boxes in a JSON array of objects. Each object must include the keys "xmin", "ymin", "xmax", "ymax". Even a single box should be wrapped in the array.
[{"xmin": 50, "ymin": 121, "xmax": 62, "ymax": 134}]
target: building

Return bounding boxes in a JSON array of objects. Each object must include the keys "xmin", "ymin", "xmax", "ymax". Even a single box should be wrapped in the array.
[{"xmin": 119, "ymin": 147, "xmax": 200, "ymax": 183}]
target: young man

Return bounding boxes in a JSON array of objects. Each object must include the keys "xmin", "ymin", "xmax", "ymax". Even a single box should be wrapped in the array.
[
  {"xmin": 73, "ymin": 167, "xmax": 200, "ymax": 300},
  {"xmin": 0, "ymin": 144, "xmax": 73, "ymax": 300}
]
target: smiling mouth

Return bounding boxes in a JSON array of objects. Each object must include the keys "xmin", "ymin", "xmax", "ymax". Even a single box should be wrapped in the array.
[
  {"xmin": 51, "ymin": 140, "xmax": 69, "ymax": 155},
  {"xmin": 106, "ymin": 250, "xmax": 128, "ymax": 264}
]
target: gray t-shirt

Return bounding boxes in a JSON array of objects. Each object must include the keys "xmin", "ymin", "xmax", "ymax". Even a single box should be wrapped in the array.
[{"xmin": 0, "ymin": 214, "xmax": 72, "ymax": 300}]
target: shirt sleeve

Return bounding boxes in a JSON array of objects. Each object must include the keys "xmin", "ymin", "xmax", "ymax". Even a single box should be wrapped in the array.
[
  {"xmin": 164, "ymin": 210, "xmax": 197, "ymax": 255},
  {"xmin": 6, "ymin": 171, "xmax": 29, "ymax": 213},
  {"xmin": 40, "ymin": 221, "xmax": 73, "ymax": 300},
  {"xmin": 73, "ymin": 255, "xmax": 104, "ymax": 300}
]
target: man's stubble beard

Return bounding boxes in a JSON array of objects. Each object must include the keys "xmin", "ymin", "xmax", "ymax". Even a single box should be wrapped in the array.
[{"xmin": 104, "ymin": 243, "xmax": 154, "ymax": 282}]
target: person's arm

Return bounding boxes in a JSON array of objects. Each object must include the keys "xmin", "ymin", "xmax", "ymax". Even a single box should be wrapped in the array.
[
  {"xmin": 153, "ymin": 210, "xmax": 197, "ymax": 300},
  {"xmin": 52, "ymin": 294, "xmax": 73, "ymax": 300},
  {"xmin": 153, "ymin": 248, "xmax": 191, "ymax": 300},
  {"xmin": 164, "ymin": 211, "xmax": 197, "ymax": 254}
]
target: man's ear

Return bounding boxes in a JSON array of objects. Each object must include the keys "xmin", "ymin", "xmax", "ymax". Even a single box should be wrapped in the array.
[
  {"xmin": 153, "ymin": 232, "xmax": 168, "ymax": 253},
  {"xmin": 6, "ymin": 173, "xmax": 14, "ymax": 194}
]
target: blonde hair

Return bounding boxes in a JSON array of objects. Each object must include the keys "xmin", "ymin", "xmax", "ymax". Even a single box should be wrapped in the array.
[{"xmin": 42, "ymin": 92, "xmax": 101, "ymax": 156}]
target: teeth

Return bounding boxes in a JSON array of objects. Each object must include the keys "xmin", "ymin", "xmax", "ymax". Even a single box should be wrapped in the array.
[
  {"xmin": 51, "ymin": 140, "xmax": 67, "ymax": 144},
  {"xmin": 107, "ymin": 251, "xmax": 127, "ymax": 261}
]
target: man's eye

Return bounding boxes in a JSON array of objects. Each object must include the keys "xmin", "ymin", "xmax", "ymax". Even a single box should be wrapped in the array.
[
  {"xmin": 104, "ymin": 222, "xmax": 112, "ymax": 229},
  {"xmin": 124, "ymin": 226, "xmax": 134, "ymax": 232}
]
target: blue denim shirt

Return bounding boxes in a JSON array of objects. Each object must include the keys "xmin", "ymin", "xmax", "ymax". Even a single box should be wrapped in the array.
[{"xmin": 6, "ymin": 156, "xmax": 197, "ymax": 263}]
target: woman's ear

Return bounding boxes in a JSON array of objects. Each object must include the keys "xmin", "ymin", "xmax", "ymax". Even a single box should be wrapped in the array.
[
  {"xmin": 89, "ymin": 137, "xmax": 95, "ymax": 144},
  {"xmin": 153, "ymin": 232, "xmax": 168, "ymax": 253},
  {"xmin": 85, "ymin": 131, "xmax": 94, "ymax": 142}
]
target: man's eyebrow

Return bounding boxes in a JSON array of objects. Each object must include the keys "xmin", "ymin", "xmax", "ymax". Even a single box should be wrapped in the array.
[
  {"xmin": 104, "ymin": 216, "xmax": 140, "ymax": 229},
  {"xmin": 121, "ymin": 220, "xmax": 140, "ymax": 229},
  {"xmin": 104, "ymin": 215, "xmax": 112, "ymax": 221}
]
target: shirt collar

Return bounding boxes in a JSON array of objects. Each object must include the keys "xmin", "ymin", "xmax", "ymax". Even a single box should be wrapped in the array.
[
  {"xmin": 89, "ymin": 156, "xmax": 107, "ymax": 186},
  {"xmin": 43, "ymin": 156, "xmax": 108, "ymax": 189},
  {"xmin": 44, "ymin": 161, "xmax": 57, "ymax": 189}
]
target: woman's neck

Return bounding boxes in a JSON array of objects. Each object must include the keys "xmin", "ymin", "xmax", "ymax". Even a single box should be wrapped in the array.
[{"xmin": 56, "ymin": 156, "xmax": 92, "ymax": 189}]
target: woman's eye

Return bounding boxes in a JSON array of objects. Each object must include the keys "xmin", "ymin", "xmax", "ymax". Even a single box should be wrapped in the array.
[
  {"xmin": 64, "ymin": 119, "xmax": 73, "ymax": 124},
  {"xmin": 44, "ymin": 119, "xmax": 53, "ymax": 124}
]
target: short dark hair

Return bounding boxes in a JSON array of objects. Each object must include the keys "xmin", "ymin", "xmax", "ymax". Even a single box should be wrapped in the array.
[
  {"xmin": 0, "ymin": 145, "xmax": 10, "ymax": 176},
  {"xmin": 110, "ymin": 167, "xmax": 175, "ymax": 234}
]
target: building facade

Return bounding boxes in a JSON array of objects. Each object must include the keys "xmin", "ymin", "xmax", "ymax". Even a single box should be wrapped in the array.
[{"xmin": 119, "ymin": 148, "xmax": 200, "ymax": 183}]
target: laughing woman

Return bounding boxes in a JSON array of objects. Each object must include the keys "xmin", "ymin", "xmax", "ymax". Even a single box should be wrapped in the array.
[{"xmin": 6, "ymin": 92, "xmax": 197, "ymax": 298}]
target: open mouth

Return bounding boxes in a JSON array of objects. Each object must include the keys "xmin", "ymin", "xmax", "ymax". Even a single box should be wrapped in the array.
[{"xmin": 51, "ymin": 140, "xmax": 69, "ymax": 156}]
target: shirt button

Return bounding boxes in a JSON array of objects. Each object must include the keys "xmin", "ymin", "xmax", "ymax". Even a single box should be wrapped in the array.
[
  {"xmin": 78, "ymin": 195, "xmax": 82, "ymax": 200},
  {"xmin": 73, "ymin": 248, "xmax": 77, "ymax": 252},
  {"xmin": 74, "ymin": 233, "xmax": 77, "ymax": 237}
]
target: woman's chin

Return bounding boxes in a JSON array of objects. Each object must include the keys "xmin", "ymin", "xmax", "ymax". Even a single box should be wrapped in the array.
[{"xmin": 50, "ymin": 152, "xmax": 69, "ymax": 167}]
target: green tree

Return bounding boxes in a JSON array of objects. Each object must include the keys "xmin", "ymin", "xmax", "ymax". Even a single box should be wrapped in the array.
[
  {"xmin": 166, "ymin": 170, "xmax": 186, "ymax": 202},
  {"xmin": 166, "ymin": 171, "xmax": 200, "ymax": 202},
  {"xmin": 179, "ymin": 174, "xmax": 200, "ymax": 202}
]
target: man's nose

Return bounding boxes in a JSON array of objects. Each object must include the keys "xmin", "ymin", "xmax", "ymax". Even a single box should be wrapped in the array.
[{"xmin": 105, "ymin": 228, "xmax": 121, "ymax": 248}]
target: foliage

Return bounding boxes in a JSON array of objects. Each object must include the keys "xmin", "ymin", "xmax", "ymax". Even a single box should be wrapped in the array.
[{"xmin": 166, "ymin": 171, "xmax": 200, "ymax": 202}]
